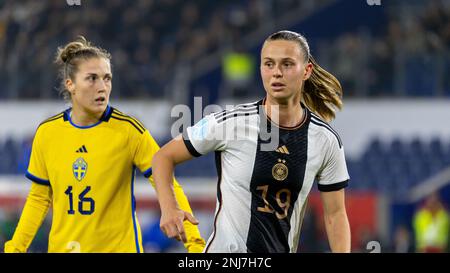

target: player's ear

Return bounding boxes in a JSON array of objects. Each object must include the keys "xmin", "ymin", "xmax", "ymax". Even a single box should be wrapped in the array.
[
  {"xmin": 303, "ymin": 62, "xmax": 313, "ymax": 81},
  {"xmin": 66, "ymin": 78, "xmax": 75, "ymax": 95}
]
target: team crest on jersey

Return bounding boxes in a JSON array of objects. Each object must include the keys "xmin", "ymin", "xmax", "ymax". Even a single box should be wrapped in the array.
[
  {"xmin": 272, "ymin": 159, "xmax": 288, "ymax": 181},
  {"xmin": 73, "ymin": 157, "xmax": 88, "ymax": 181}
]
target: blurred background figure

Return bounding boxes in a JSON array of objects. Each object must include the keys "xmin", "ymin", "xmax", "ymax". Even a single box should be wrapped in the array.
[
  {"xmin": 393, "ymin": 225, "xmax": 414, "ymax": 253},
  {"xmin": 297, "ymin": 207, "xmax": 328, "ymax": 253},
  {"xmin": 413, "ymin": 192, "xmax": 449, "ymax": 253}
]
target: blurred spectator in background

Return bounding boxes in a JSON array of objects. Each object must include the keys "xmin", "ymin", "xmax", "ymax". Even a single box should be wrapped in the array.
[
  {"xmin": 393, "ymin": 225, "xmax": 414, "ymax": 253},
  {"xmin": 297, "ymin": 206, "xmax": 328, "ymax": 253},
  {"xmin": 413, "ymin": 191, "xmax": 449, "ymax": 253},
  {"xmin": 222, "ymin": 41, "xmax": 255, "ymax": 98}
]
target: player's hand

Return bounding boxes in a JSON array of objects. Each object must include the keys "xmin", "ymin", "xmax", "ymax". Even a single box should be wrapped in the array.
[
  {"xmin": 4, "ymin": 241, "xmax": 24, "ymax": 253},
  {"xmin": 160, "ymin": 208, "xmax": 199, "ymax": 243}
]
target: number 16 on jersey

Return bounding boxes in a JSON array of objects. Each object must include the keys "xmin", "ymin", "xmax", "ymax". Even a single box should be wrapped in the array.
[{"xmin": 64, "ymin": 186, "xmax": 95, "ymax": 215}]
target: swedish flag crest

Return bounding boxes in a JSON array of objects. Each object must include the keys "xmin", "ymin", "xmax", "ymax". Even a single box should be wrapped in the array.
[{"xmin": 73, "ymin": 157, "xmax": 88, "ymax": 181}]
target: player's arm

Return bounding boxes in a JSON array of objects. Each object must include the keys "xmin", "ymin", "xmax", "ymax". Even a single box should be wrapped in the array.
[
  {"xmin": 171, "ymin": 178, "xmax": 206, "ymax": 252},
  {"xmin": 138, "ymin": 127, "xmax": 205, "ymax": 252},
  {"xmin": 4, "ymin": 182, "xmax": 52, "ymax": 253},
  {"xmin": 320, "ymin": 188, "xmax": 351, "ymax": 253},
  {"xmin": 148, "ymin": 172, "xmax": 205, "ymax": 252},
  {"xmin": 152, "ymin": 135, "xmax": 199, "ymax": 244},
  {"xmin": 154, "ymin": 113, "xmax": 224, "ymax": 247},
  {"xmin": 316, "ymin": 128, "xmax": 351, "ymax": 253}
]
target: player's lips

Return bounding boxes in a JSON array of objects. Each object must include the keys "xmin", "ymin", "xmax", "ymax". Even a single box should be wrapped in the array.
[
  {"xmin": 271, "ymin": 82, "xmax": 286, "ymax": 91},
  {"xmin": 94, "ymin": 97, "xmax": 106, "ymax": 104}
]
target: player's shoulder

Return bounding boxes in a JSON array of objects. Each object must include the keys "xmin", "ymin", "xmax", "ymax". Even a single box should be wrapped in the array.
[
  {"xmin": 109, "ymin": 107, "xmax": 146, "ymax": 134},
  {"xmin": 211, "ymin": 100, "xmax": 259, "ymax": 125},
  {"xmin": 31, "ymin": 110, "xmax": 69, "ymax": 144},
  {"xmin": 37, "ymin": 111, "xmax": 67, "ymax": 131},
  {"xmin": 308, "ymin": 111, "xmax": 343, "ymax": 148}
]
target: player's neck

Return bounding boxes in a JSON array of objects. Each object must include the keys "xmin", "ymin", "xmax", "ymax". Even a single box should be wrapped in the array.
[
  {"xmin": 264, "ymin": 97, "xmax": 303, "ymax": 128},
  {"xmin": 70, "ymin": 106, "xmax": 103, "ymax": 127}
]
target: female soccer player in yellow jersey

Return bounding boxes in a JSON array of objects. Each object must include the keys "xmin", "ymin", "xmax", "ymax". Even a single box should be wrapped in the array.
[{"xmin": 4, "ymin": 36, "xmax": 205, "ymax": 253}]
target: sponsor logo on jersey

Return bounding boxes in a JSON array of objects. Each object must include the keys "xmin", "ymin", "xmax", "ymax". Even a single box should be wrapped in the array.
[
  {"xmin": 76, "ymin": 145, "xmax": 88, "ymax": 153},
  {"xmin": 275, "ymin": 145, "xmax": 290, "ymax": 154}
]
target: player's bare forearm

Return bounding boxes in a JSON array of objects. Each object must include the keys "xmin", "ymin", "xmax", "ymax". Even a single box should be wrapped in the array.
[
  {"xmin": 153, "ymin": 150, "xmax": 179, "ymax": 211},
  {"xmin": 153, "ymin": 135, "xmax": 194, "ymax": 211},
  {"xmin": 320, "ymin": 189, "xmax": 351, "ymax": 253},
  {"xmin": 153, "ymin": 135, "xmax": 198, "ymax": 242},
  {"xmin": 324, "ymin": 209, "xmax": 351, "ymax": 253}
]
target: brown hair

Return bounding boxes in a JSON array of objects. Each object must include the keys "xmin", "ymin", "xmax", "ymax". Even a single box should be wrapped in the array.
[
  {"xmin": 265, "ymin": 30, "xmax": 343, "ymax": 122},
  {"xmin": 55, "ymin": 36, "xmax": 111, "ymax": 101}
]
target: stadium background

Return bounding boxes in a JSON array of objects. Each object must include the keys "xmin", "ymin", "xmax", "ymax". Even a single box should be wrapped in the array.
[{"xmin": 0, "ymin": 0, "xmax": 449, "ymax": 252}]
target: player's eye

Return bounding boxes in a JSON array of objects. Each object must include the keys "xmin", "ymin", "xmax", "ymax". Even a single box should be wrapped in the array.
[
  {"xmin": 86, "ymin": 75, "xmax": 97, "ymax": 81},
  {"xmin": 264, "ymin": 62, "xmax": 274, "ymax": 68}
]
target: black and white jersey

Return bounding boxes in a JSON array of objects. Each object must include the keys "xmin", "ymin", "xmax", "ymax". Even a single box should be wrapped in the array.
[{"xmin": 183, "ymin": 99, "xmax": 349, "ymax": 253}]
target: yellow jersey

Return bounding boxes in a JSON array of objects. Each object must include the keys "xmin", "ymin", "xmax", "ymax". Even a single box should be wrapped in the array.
[{"xmin": 9, "ymin": 105, "xmax": 204, "ymax": 253}]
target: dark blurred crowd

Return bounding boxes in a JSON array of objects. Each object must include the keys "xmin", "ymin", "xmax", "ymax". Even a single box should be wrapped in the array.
[
  {"xmin": 0, "ymin": 0, "xmax": 326, "ymax": 100},
  {"xmin": 0, "ymin": 0, "xmax": 449, "ymax": 100},
  {"xmin": 2, "ymin": 1, "xmax": 448, "ymax": 100},
  {"xmin": 320, "ymin": 0, "xmax": 450, "ymax": 97}
]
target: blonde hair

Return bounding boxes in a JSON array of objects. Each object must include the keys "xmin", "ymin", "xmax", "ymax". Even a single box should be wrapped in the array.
[
  {"xmin": 55, "ymin": 36, "xmax": 111, "ymax": 101},
  {"xmin": 265, "ymin": 30, "xmax": 343, "ymax": 122}
]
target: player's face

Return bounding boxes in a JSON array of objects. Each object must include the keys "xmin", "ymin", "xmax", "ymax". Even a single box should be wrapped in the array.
[
  {"xmin": 67, "ymin": 57, "xmax": 112, "ymax": 116},
  {"xmin": 260, "ymin": 40, "xmax": 312, "ymax": 104}
]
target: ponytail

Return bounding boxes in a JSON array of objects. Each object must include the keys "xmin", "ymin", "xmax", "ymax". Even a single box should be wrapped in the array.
[{"xmin": 303, "ymin": 56, "xmax": 343, "ymax": 122}]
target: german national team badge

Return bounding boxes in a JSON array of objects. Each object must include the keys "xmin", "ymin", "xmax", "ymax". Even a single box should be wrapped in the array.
[
  {"xmin": 73, "ymin": 157, "xmax": 88, "ymax": 181},
  {"xmin": 272, "ymin": 159, "xmax": 288, "ymax": 181}
]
